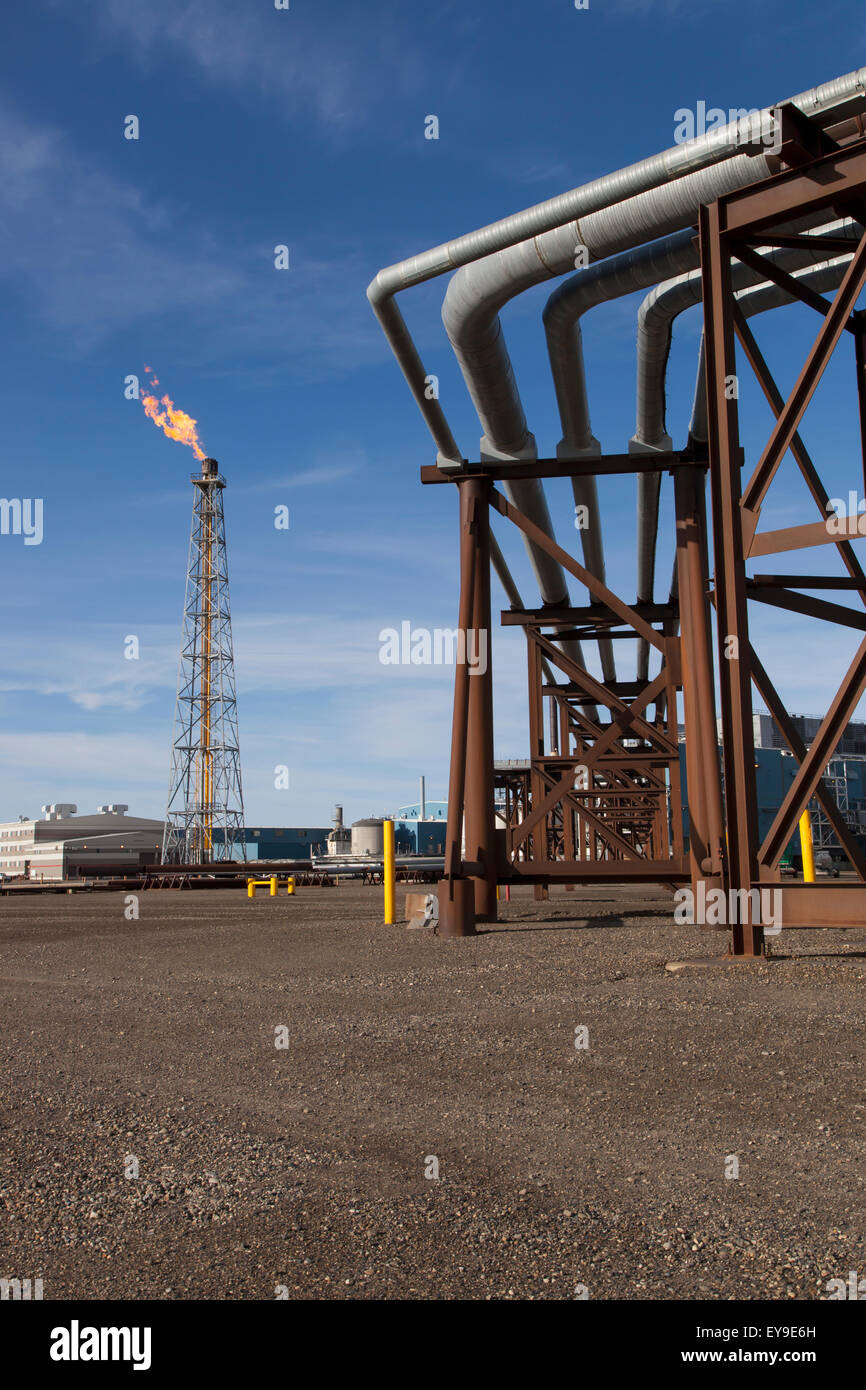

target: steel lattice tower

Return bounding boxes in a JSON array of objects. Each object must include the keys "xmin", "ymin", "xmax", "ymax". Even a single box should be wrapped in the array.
[{"xmin": 162, "ymin": 458, "xmax": 246, "ymax": 864}]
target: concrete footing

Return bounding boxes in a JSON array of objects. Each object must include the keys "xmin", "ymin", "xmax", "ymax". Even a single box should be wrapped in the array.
[
  {"xmin": 666, "ymin": 954, "xmax": 766, "ymax": 972},
  {"xmin": 436, "ymin": 878, "xmax": 476, "ymax": 937}
]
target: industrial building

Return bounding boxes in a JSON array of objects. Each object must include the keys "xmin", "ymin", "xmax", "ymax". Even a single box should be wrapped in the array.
[
  {"xmin": 750, "ymin": 713, "xmax": 866, "ymax": 759},
  {"xmin": 390, "ymin": 802, "xmax": 447, "ymax": 856},
  {"xmin": 315, "ymin": 791, "xmax": 449, "ymax": 868},
  {"xmin": 679, "ymin": 738, "xmax": 866, "ymax": 866},
  {"xmin": 212, "ymin": 825, "xmax": 332, "ymax": 861},
  {"xmin": 0, "ymin": 805, "xmax": 164, "ymax": 881},
  {"xmin": 388, "ymin": 776, "xmax": 447, "ymax": 855},
  {"xmin": 327, "ymin": 815, "xmax": 447, "ymax": 859}
]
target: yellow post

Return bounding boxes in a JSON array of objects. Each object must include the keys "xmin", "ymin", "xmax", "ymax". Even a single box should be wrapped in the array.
[
  {"xmin": 270, "ymin": 876, "xmax": 277, "ymax": 897},
  {"xmin": 383, "ymin": 819, "xmax": 395, "ymax": 925},
  {"xmin": 799, "ymin": 809, "xmax": 815, "ymax": 882}
]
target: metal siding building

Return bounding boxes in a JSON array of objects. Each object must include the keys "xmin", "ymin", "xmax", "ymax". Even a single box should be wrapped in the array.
[
  {"xmin": 213, "ymin": 827, "xmax": 332, "ymax": 860},
  {"xmin": 390, "ymin": 801, "xmax": 448, "ymax": 855},
  {"xmin": 0, "ymin": 806, "xmax": 164, "ymax": 880}
]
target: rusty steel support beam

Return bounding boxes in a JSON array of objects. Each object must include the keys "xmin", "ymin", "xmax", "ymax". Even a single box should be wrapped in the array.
[
  {"xmin": 464, "ymin": 475, "xmax": 497, "ymax": 924},
  {"xmin": 855, "ymin": 311, "xmax": 866, "ymax": 499},
  {"xmin": 759, "ymin": 636, "xmax": 866, "ymax": 869},
  {"xmin": 747, "ymin": 584, "xmax": 866, "ymax": 630},
  {"xmin": 718, "ymin": 142, "xmax": 866, "ymax": 236},
  {"xmin": 772, "ymin": 883, "xmax": 866, "ymax": 927},
  {"xmin": 674, "ymin": 466, "xmax": 725, "ymax": 890},
  {"xmin": 490, "ymin": 489, "xmax": 666, "ymax": 654},
  {"xmin": 699, "ymin": 136, "xmax": 866, "ymax": 955},
  {"xmin": 741, "ymin": 230, "xmax": 866, "ymax": 522},
  {"xmin": 748, "ymin": 646, "xmax": 866, "ymax": 881},
  {"xmin": 700, "ymin": 199, "xmax": 763, "ymax": 957},
  {"xmin": 526, "ymin": 629, "xmax": 548, "ymax": 873},
  {"xmin": 509, "ymin": 860, "xmax": 688, "ymax": 881},
  {"xmin": 420, "ymin": 450, "xmax": 699, "ymax": 486},
  {"xmin": 438, "ymin": 478, "xmax": 481, "ymax": 938},
  {"xmin": 733, "ymin": 303, "xmax": 866, "ymax": 596},
  {"xmin": 728, "ymin": 238, "xmax": 860, "ymax": 335}
]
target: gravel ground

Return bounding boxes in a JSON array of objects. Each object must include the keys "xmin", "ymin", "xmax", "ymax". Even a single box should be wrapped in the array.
[{"xmin": 0, "ymin": 883, "xmax": 863, "ymax": 1301}]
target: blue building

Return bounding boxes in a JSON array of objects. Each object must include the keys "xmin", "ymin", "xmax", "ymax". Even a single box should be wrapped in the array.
[
  {"xmin": 679, "ymin": 744, "xmax": 866, "ymax": 865},
  {"xmin": 213, "ymin": 826, "xmax": 331, "ymax": 860},
  {"xmin": 390, "ymin": 800, "xmax": 447, "ymax": 855}
]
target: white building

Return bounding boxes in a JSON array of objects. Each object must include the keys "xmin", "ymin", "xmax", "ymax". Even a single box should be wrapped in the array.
[{"xmin": 0, "ymin": 804, "xmax": 165, "ymax": 881}]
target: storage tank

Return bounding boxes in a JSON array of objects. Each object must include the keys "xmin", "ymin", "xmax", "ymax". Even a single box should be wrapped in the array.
[
  {"xmin": 351, "ymin": 817, "xmax": 385, "ymax": 857},
  {"xmin": 325, "ymin": 803, "xmax": 351, "ymax": 856}
]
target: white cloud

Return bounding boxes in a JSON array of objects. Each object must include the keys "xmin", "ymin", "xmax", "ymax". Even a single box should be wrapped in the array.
[
  {"xmin": 58, "ymin": 0, "xmax": 433, "ymax": 142},
  {"xmin": 0, "ymin": 101, "xmax": 379, "ymax": 363},
  {"xmin": 0, "ymin": 624, "xmax": 177, "ymax": 712},
  {"xmin": 250, "ymin": 462, "xmax": 363, "ymax": 493}
]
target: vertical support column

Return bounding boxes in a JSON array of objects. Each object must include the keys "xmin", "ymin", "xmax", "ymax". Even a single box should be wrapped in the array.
[
  {"xmin": 558, "ymin": 699, "xmax": 578, "ymax": 870},
  {"xmin": 438, "ymin": 476, "xmax": 482, "ymax": 938},
  {"xmin": 661, "ymin": 626, "xmax": 683, "ymax": 864},
  {"xmin": 674, "ymin": 466, "xmax": 725, "ymax": 895},
  {"xmin": 464, "ymin": 475, "xmax": 497, "ymax": 923},
  {"xmin": 700, "ymin": 203, "xmax": 762, "ymax": 956},
  {"xmin": 559, "ymin": 700, "xmax": 577, "ymax": 868},
  {"xmin": 549, "ymin": 695, "xmax": 559, "ymax": 754},
  {"xmin": 526, "ymin": 629, "xmax": 549, "ymax": 897},
  {"xmin": 854, "ymin": 311, "xmax": 866, "ymax": 500}
]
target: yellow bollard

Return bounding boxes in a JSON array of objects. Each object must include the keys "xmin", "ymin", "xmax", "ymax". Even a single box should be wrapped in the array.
[
  {"xmin": 799, "ymin": 809, "xmax": 815, "ymax": 882},
  {"xmin": 383, "ymin": 819, "xmax": 395, "ymax": 925}
]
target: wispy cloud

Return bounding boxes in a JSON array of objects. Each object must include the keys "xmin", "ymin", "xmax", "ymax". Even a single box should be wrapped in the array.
[
  {"xmin": 598, "ymin": 0, "xmax": 731, "ymax": 15},
  {"xmin": 250, "ymin": 463, "xmax": 363, "ymax": 493},
  {"xmin": 0, "ymin": 100, "xmax": 379, "ymax": 365},
  {"xmin": 0, "ymin": 730, "xmax": 168, "ymax": 817},
  {"xmin": 0, "ymin": 623, "xmax": 177, "ymax": 712},
  {"xmin": 58, "ymin": 0, "xmax": 436, "ymax": 142}
]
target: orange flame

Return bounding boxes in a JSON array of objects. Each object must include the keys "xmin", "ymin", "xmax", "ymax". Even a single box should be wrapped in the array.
[{"xmin": 141, "ymin": 367, "xmax": 206, "ymax": 461}]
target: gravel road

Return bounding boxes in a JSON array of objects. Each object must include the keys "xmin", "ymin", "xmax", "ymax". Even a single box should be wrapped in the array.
[{"xmin": 0, "ymin": 884, "xmax": 863, "ymax": 1300}]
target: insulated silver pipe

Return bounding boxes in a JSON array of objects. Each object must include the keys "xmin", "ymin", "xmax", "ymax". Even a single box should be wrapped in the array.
[
  {"xmin": 543, "ymin": 219, "xmax": 845, "ymax": 659},
  {"xmin": 632, "ymin": 239, "xmax": 859, "ymax": 677},
  {"xmin": 439, "ymin": 80, "xmax": 866, "ymax": 626},
  {"xmin": 544, "ymin": 230, "xmax": 698, "ymax": 451},
  {"xmin": 542, "ymin": 230, "xmax": 699, "ymax": 683},
  {"xmin": 689, "ymin": 249, "xmax": 861, "ymax": 442},
  {"xmin": 368, "ymin": 68, "xmax": 866, "ymax": 712},
  {"xmin": 369, "ymin": 68, "xmax": 866, "ymax": 471},
  {"xmin": 629, "ymin": 219, "xmax": 861, "ymax": 678},
  {"xmin": 441, "ymin": 152, "xmax": 775, "ymax": 615},
  {"xmin": 636, "ymin": 220, "xmax": 861, "ymax": 446}
]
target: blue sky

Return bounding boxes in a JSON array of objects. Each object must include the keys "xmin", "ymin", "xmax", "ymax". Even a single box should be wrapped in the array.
[{"xmin": 1, "ymin": 0, "xmax": 864, "ymax": 826}]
